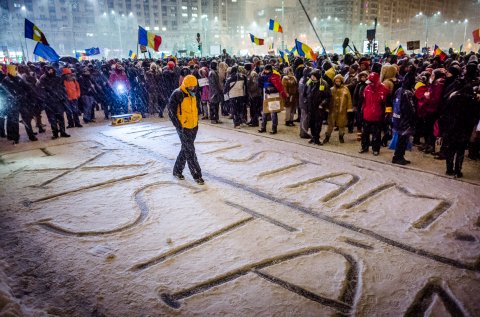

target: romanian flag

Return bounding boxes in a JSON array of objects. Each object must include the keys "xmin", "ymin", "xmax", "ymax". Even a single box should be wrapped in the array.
[
  {"xmin": 75, "ymin": 51, "xmax": 87, "ymax": 61},
  {"xmin": 295, "ymin": 39, "xmax": 316, "ymax": 60},
  {"xmin": 433, "ymin": 45, "xmax": 447, "ymax": 61},
  {"xmin": 25, "ymin": 19, "xmax": 49, "ymax": 46},
  {"xmin": 396, "ymin": 45, "xmax": 406, "ymax": 56},
  {"xmin": 269, "ymin": 19, "xmax": 283, "ymax": 33},
  {"xmin": 472, "ymin": 28, "xmax": 480, "ymax": 44},
  {"xmin": 279, "ymin": 51, "xmax": 289, "ymax": 65},
  {"xmin": 138, "ymin": 26, "xmax": 162, "ymax": 52},
  {"xmin": 128, "ymin": 50, "xmax": 137, "ymax": 59},
  {"xmin": 249, "ymin": 33, "xmax": 264, "ymax": 45}
]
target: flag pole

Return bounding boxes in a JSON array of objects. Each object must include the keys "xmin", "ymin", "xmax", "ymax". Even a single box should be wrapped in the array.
[
  {"xmin": 24, "ymin": 38, "xmax": 30, "ymax": 62},
  {"xmin": 281, "ymin": 0, "xmax": 285, "ymax": 51},
  {"xmin": 298, "ymin": 0, "xmax": 329, "ymax": 60}
]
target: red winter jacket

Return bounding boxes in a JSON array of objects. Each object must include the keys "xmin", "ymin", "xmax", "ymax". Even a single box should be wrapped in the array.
[
  {"xmin": 421, "ymin": 80, "xmax": 444, "ymax": 115},
  {"xmin": 362, "ymin": 72, "xmax": 389, "ymax": 122},
  {"xmin": 415, "ymin": 84, "xmax": 429, "ymax": 117}
]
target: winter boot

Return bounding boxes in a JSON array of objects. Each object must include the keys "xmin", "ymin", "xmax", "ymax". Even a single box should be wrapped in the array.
[
  {"xmin": 339, "ymin": 134, "xmax": 345, "ymax": 143},
  {"xmin": 323, "ymin": 133, "xmax": 330, "ymax": 144},
  {"xmin": 270, "ymin": 126, "xmax": 277, "ymax": 135}
]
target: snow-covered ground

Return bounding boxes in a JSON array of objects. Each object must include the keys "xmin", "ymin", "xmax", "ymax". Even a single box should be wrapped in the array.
[{"xmin": 0, "ymin": 115, "xmax": 479, "ymax": 316}]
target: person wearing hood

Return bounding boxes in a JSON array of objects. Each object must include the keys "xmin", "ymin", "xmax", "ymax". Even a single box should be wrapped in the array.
[
  {"xmin": 439, "ymin": 62, "xmax": 480, "ymax": 177},
  {"xmin": 419, "ymin": 68, "xmax": 446, "ymax": 154},
  {"xmin": 78, "ymin": 67, "xmax": 98, "ymax": 123},
  {"xmin": 218, "ymin": 61, "xmax": 229, "ymax": 116},
  {"xmin": 352, "ymin": 71, "xmax": 369, "ymax": 141},
  {"xmin": 258, "ymin": 64, "xmax": 288, "ymax": 134},
  {"xmin": 1, "ymin": 64, "xmax": 38, "ymax": 142},
  {"xmin": 108, "ymin": 64, "xmax": 130, "ymax": 115},
  {"xmin": 223, "ymin": 66, "xmax": 247, "ymax": 128},
  {"xmin": 161, "ymin": 61, "xmax": 178, "ymax": 111},
  {"xmin": 391, "ymin": 68, "xmax": 417, "ymax": 165},
  {"xmin": 299, "ymin": 66, "xmax": 313, "ymax": 139},
  {"xmin": 38, "ymin": 66, "xmax": 70, "ymax": 139},
  {"xmin": 360, "ymin": 72, "xmax": 389, "ymax": 155},
  {"xmin": 198, "ymin": 67, "xmax": 210, "ymax": 120},
  {"xmin": 324, "ymin": 74, "xmax": 352, "ymax": 144},
  {"xmin": 62, "ymin": 68, "xmax": 82, "ymax": 128},
  {"xmin": 145, "ymin": 62, "xmax": 163, "ymax": 117},
  {"xmin": 167, "ymin": 75, "xmax": 204, "ymax": 185},
  {"xmin": 304, "ymin": 69, "xmax": 331, "ymax": 145},
  {"xmin": 208, "ymin": 60, "xmax": 223, "ymax": 124},
  {"xmin": 21, "ymin": 64, "xmax": 46, "ymax": 134},
  {"xmin": 245, "ymin": 63, "xmax": 262, "ymax": 127},
  {"xmin": 282, "ymin": 67, "xmax": 299, "ymax": 127}
]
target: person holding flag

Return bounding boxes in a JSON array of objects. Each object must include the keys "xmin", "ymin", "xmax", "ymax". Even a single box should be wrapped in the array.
[{"xmin": 258, "ymin": 64, "xmax": 288, "ymax": 134}]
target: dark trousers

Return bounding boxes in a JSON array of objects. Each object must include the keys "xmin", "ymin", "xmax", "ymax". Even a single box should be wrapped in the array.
[
  {"xmin": 0, "ymin": 116, "xmax": 5, "ymax": 137},
  {"xmin": 309, "ymin": 112, "xmax": 323, "ymax": 143},
  {"xmin": 45, "ymin": 106, "xmax": 66, "ymax": 136},
  {"xmin": 66, "ymin": 100, "xmax": 82, "ymax": 127},
  {"xmin": 19, "ymin": 111, "xmax": 36, "ymax": 139},
  {"xmin": 393, "ymin": 134, "xmax": 409, "ymax": 160},
  {"xmin": 221, "ymin": 101, "xmax": 230, "ymax": 116},
  {"xmin": 231, "ymin": 97, "xmax": 243, "ymax": 126},
  {"xmin": 424, "ymin": 113, "xmax": 437, "ymax": 148},
  {"xmin": 174, "ymin": 126, "xmax": 202, "ymax": 179},
  {"xmin": 347, "ymin": 111, "xmax": 355, "ymax": 133},
  {"xmin": 445, "ymin": 141, "xmax": 467, "ymax": 173},
  {"xmin": 249, "ymin": 96, "xmax": 262, "ymax": 125},
  {"xmin": 6, "ymin": 107, "xmax": 19, "ymax": 142},
  {"xmin": 361, "ymin": 121, "xmax": 382, "ymax": 152},
  {"xmin": 209, "ymin": 102, "xmax": 220, "ymax": 121},
  {"xmin": 82, "ymin": 95, "xmax": 95, "ymax": 121}
]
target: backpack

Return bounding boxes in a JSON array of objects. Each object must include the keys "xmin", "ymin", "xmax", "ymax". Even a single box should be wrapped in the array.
[{"xmin": 392, "ymin": 88, "xmax": 402, "ymax": 129}]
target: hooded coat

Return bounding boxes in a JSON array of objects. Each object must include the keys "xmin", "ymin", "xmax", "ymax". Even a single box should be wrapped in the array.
[
  {"xmin": 208, "ymin": 62, "xmax": 223, "ymax": 104},
  {"xmin": 38, "ymin": 67, "xmax": 67, "ymax": 112},
  {"xmin": 304, "ymin": 76, "xmax": 331, "ymax": 120},
  {"xmin": 392, "ymin": 72, "xmax": 416, "ymax": 135},
  {"xmin": 362, "ymin": 72, "xmax": 389, "ymax": 122},
  {"xmin": 440, "ymin": 80, "xmax": 480, "ymax": 144},
  {"xmin": 167, "ymin": 75, "xmax": 199, "ymax": 129},
  {"xmin": 328, "ymin": 74, "xmax": 353, "ymax": 128},
  {"xmin": 62, "ymin": 69, "xmax": 81, "ymax": 101}
]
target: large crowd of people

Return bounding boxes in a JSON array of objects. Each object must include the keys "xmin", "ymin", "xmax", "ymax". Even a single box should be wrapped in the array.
[{"xmin": 1, "ymin": 50, "xmax": 479, "ymax": 177}]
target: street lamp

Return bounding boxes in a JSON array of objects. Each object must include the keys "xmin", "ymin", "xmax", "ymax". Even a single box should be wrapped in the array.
[{"xmin": 415, "ymin": 11, "xmax": 440, "ymax": 50}]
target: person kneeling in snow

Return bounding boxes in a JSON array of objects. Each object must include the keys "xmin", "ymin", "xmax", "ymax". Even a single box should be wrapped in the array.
[{"xmin": 168, "ymin": 75, "xmax": 205, "ymax": 185}]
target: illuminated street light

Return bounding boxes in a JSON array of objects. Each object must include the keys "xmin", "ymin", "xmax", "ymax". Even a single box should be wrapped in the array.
[
  {"xmin": 21, "ymin": 5, "xmax": 26, "ymax": 11},
  {"xmin": 111, "ymin": 10, "xmax": 115, "ymax": 15}
]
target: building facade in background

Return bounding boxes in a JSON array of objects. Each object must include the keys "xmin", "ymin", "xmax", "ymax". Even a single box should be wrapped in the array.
[{"xmin": 0, "ymin": 0, "xmax": 478, "ymax": 60}]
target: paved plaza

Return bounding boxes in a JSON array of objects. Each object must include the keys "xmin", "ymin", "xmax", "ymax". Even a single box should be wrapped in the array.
[{"xmin": 1, "ymin": 119, "xmax": 479, "ymax": 316}]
